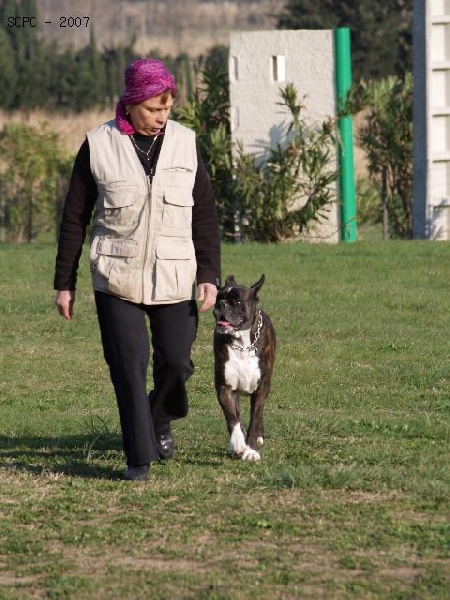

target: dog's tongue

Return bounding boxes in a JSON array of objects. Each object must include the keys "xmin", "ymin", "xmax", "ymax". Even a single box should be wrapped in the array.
[{"xmin": 217, "ymin": 320, "xmax": 233, "ymax": 329}]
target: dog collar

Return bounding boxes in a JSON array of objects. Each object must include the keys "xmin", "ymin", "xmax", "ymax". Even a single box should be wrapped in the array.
[{"xmin": 231, "ymin": 311, "xmax": 263, "ymax": 355}]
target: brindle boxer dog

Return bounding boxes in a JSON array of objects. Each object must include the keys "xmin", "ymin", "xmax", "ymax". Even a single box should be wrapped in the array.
[{"xmin": 213, "ymin": 274, "xmax": 276, "ymax": 461}]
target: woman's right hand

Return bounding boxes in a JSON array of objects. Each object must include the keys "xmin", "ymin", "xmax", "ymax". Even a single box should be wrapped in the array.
[{"xmin": 55, "ymin": 290, "xmax": 75, "ymax": 320}]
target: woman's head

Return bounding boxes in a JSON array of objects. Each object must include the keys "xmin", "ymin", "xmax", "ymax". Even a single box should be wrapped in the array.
[
  {"xmin": 115, "ymin": 58, "xmax": 177, "ymax": 135},
  {"xmin": 125, "ymin": 93, "xmax": 175, "ymax": 136}
]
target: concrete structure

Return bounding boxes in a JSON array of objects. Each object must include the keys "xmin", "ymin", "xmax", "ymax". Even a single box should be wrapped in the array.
[
  {"xmin": 413, "ymin": 0, "xmax": 450, "ymax": 240},
  {"xmin": 229, "ymin": 30, "xmax": 340, "ymax": 242}
]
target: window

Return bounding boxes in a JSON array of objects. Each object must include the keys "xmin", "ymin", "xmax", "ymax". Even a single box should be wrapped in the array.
[
  {"xmin": 272, "ymin": 55, "xmax": 286, "ymax": 82},
  {"xmin": 231, "ymin": 56, "xmax": 239, "ymax": 81}
]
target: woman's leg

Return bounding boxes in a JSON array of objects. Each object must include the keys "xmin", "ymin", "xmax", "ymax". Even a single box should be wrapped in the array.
[
  {"xmin": 147, "ymin": 300, "xmax": 198, "ymax": 433},
  {"xmin": 94, "ymin": 292, "xmax": 159, "ymax": 467}
]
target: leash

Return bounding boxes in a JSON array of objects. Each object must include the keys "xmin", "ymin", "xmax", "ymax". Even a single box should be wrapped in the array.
[{"xmin": 230, "ymin": 310, "xmax": 263, "ymax": 355}]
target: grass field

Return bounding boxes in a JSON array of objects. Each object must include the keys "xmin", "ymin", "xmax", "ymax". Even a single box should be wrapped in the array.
[{"xmin": 0, "ymin": 238, "xmax": 449, "ymax": 599}]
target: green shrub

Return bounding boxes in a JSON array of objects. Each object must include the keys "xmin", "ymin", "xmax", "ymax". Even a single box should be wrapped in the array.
[
  {"xmin": 0, "ymin": 123, "xmax": 72, "ymax": 242},
  {"xmin": 234, "ymin": 84, "xmax": 338, "ymax": 242},
  {"xmin": 347, "ymin": 73, "xmax": 413, "ymax": 239},
  {"xmin": 178, "ymin": 67, "xmax": 339, "ymax": 242}
]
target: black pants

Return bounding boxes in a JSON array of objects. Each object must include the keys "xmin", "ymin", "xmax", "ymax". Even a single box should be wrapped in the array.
[{"xmin": 95, "ymin": 291, "xmax": 198, "ymax": 467}]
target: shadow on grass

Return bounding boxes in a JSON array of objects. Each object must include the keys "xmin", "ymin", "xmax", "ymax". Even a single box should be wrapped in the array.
[
  {"xmin": 0, "ymin": 434, "xmax": 232, "ymax": 480},
  {"xmin": 0, "ymin": 434, "xmax": 124, "ymax": 480}
]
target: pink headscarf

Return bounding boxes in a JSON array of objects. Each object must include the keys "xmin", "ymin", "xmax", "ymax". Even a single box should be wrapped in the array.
[{"xmin": 115, "ymin": 58, "xmax": 177, "ymax": 135}]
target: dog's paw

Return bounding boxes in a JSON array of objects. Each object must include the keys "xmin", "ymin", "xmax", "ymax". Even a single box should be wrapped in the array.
[
  {"xmin": 257, "ymin": 436, "xmax": 264, "ymax": 446},
  {"xmin": 241, "ymin": 447, "xmax": 261, "ymax": 461},
  {"xmin": 230, "ymin": 424, "xmax": 247, "ymax": 455}
]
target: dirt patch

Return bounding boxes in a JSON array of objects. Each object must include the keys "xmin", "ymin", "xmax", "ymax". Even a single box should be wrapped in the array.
[{"xmin": 114, "ymin": 555, "xmax": 205, "ymax": 572}]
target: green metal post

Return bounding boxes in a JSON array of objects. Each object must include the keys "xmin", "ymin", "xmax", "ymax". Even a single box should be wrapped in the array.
[{"xmin": 335, "ymin": 27, "xmax": 357, "ymax": 242}]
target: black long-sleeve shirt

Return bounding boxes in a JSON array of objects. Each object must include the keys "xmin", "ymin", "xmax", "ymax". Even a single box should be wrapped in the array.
[{"xmin": 54, "ymin": 130, "xmax": 221, "ymax": 291}]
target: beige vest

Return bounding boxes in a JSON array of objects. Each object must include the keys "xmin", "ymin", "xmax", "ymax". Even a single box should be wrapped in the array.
[{"xmin": 87, "ymin": 119, "xmax": 198, "ymax": 305}]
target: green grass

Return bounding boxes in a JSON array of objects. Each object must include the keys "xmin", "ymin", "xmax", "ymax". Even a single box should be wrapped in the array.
[{"xmin": 0, "ymin": 238, "xmax": 449, "ymax": 599}]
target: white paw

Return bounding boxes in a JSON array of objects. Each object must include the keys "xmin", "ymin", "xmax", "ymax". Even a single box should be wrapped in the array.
[
  {"xmin": 257, "ymin": 436, "xmax": 264, "ymax": 445},
  {"xmin": 241, "ymin": 447, "xmax": 261, "ymax": 461},
  {"xmin": 230, "ymin": 424, "xmax": 247, "ymax": 455}
]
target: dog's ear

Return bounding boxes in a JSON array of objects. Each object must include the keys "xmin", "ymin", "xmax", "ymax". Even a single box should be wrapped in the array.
[
  {"xmin": 251, "ymin": 274, "xmax": 265, "ymax": 297},
  {"xmin": 224, "ymin": 274, "xmax": 237, "ymax": 287}
]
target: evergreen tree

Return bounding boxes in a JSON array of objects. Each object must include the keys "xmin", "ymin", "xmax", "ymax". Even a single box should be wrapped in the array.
[
  {"xmin": 3, "ymin": 0, "xmax": 49, "ymax": 108},
  {"xmin": 17, "ymin": 0, "xmax": 39, "ymax": 59},
  {"xmin": 174, "ymin": 53, "xmax": 196, "ymax": 103},
  {"xmin": 74, "ymin": 54, "xmax": 100, "ymax": 111},
  {"xmin": 103, "ymin": 45, "xmax": 136, "ymax": 105},
  {"xmin": 86, "ymin": 28, "xmax": 106, "ymax": 106},
  {"xmin": 0, "ymin": 28, "xmax": 17, "ymax": 108},
  {"xmin": 30, "ymin": 40, "xmax": 52, "ymax": 107},
  {"xmin": 277, "ymin": 0, "xmax": 413, "ymax": 80},
  {"xmin": 50, "ymin": 48, "xmax": 79, "ymax": 109},
  {"xmin": 14, "ymin": 38, "xmax": 52, "ymax": 109},
  {"xmin": 0, "ymin": 0, "xmax": 19, "ymax": 46},
  {"xmin": 103, "ymin": 47, "xmax": 122, "ymax": 105}
]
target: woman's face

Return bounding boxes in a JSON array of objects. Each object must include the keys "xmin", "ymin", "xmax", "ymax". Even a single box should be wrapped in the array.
[{"xmin": 126, "ymin": 92, "xmax": 174, "ymax": 135}]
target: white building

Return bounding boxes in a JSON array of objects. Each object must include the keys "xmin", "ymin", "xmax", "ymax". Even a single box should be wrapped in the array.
[
  {"xmin": 413, "ymin": 0, "xmax": 450, "ymax": 240},
  {"xmin": 229, "ymin": 30, "xmax": 340, "ymax": 242}
]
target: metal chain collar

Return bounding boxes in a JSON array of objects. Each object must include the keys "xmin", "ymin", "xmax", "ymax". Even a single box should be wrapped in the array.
[{"xmin": 230, "ymin": 310, "xmax": 263, "ymax": 354}]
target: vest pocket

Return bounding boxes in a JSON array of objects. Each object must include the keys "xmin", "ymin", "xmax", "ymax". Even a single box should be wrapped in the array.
[
  {"xmin": 91, "ymin": 237, "xmax": 140, "ymax": 300},
  {"xmin": 98, "ymin": 183, "xmax": 142, "ymax": 235},
  {"xmin": 153, "ymin": 236, "xmax": 196, "ymax": 302},
  {"xmin": 162, "ymin": 189, "xmax": 194, "ymax": 228},
  {"xmin": 102, "ymin": 182, "xmax": 139, "ymax": 208}
]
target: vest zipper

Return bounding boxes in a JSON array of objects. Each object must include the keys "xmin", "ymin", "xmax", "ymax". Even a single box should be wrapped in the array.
[{"xmin": 142, "ymin": 175, "xmax": 155, "ymax": 303}]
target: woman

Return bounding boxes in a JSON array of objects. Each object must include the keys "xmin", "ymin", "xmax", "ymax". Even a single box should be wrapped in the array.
[{"xmin": 54, "ymin": 58, "xmax": 221, "ymax": 481}]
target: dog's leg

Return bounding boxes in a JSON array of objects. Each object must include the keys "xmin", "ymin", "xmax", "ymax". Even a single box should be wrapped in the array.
[
  {"xmin": 231, "ymin": 388, "xmax": 263, "ymax": 462},
  {"xmin": 217, "ymin": 386, "xmax": 247, "ymax": 457},
  {"xmin": 227, "ymin": 394, "xmax": 261, "ymax": 461},
  {"xmin": 246, "ymin": 375, "xmax": 272, "ymax": 457},
  {"xmin": 247, "ymin": 391, "xmax": 264, "ymax": 450},
  {"xmin": 245, "ymin": 410, "xmax": 263, "ymax": 462}
]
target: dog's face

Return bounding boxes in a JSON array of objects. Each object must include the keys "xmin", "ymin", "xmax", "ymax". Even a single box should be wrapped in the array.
[{"xmin": 214, "ymin": 274, "xmax": 265, "ymax": 334}]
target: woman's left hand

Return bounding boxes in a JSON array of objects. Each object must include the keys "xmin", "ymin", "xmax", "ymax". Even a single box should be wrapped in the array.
[{"xmin": 197, "ymin": 282, "xmax": 218, "ymax": 313}]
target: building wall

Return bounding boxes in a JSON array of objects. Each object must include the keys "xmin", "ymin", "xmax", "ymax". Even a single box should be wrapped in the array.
[
  {"xmin": 229, "ymin": 30, "xmax": 340, "ymax": 242},
  {"xmin": 413, "ymin": 0, "xmax": 450, "ymax": 240}
]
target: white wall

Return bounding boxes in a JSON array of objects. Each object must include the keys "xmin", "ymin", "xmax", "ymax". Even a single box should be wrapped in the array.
[
  {"xmin": 229, "ymin": 30, "xmax": 340, "ymax": 242},
  {"xmin": 413, "ymin": 0, "xmax": 450, "ymax": 240}
]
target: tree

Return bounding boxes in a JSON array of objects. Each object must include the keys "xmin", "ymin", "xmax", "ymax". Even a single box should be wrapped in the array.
[
  {"xmin": 103, "ymin": 45, "xmax": 137, "ymax": 105},
  {"xmin": 50, "ymin": 48, "xmax": 79, "ymax": 109},
  {"xmin": 16, "ymin": 0, "xmax": 39, "ymax": 59},
  {"xmin": 0, "ymin": 28, "xmax": 17, "ymax": 108},
  {"xmin": 277, "ymin": 0, "xmax": 413, "ymax": 81},
  {"xmin": 0, "ymin": 0, "xmax": 19, "ymax": 49},
  {"xmin": 14, "ymin": 38, "xmax": 51, "ymax": 110},
  {"xmin": 85, "ymin": 28, "xmax": 106, "ymax": 106}
]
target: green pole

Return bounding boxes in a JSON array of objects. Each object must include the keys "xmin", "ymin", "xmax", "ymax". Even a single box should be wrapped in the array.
[{"xmin": 335, "ymin": 27, "xmax": 357, "ymax": 242}]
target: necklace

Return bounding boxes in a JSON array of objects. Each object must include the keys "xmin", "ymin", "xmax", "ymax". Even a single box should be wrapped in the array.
[{"xmin": 129, "ymin": 134, "xmax": 158, "ymax": 162}]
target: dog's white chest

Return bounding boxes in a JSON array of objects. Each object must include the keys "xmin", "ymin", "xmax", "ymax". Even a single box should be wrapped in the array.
[{"xmin": 224, "ymin": 332, "xmax": 261, "ymax": 394}]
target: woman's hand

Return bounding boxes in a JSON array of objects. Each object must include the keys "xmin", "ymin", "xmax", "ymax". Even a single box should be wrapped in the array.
[
  {"xmin": 197, "ymin": 283, "xmax": 217, "ymax": 313},
  {"xmin": 55, "ymin": 290, "xmax": 75, "ymax": 320}
]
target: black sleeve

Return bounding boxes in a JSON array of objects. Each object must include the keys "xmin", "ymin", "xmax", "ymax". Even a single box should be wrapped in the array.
[
  {"xmin": 53, "ymin": 139, "xmax": 97, "ymax": 290},
  {"xmin": 192, "ymin": 148, "xmax": 221, "ymax": 287}
]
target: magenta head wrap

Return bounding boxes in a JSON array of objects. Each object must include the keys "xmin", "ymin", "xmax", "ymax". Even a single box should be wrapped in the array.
[{"xmin": 115, "ymin": 58, "xmax": 177, "ymax": 134}]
